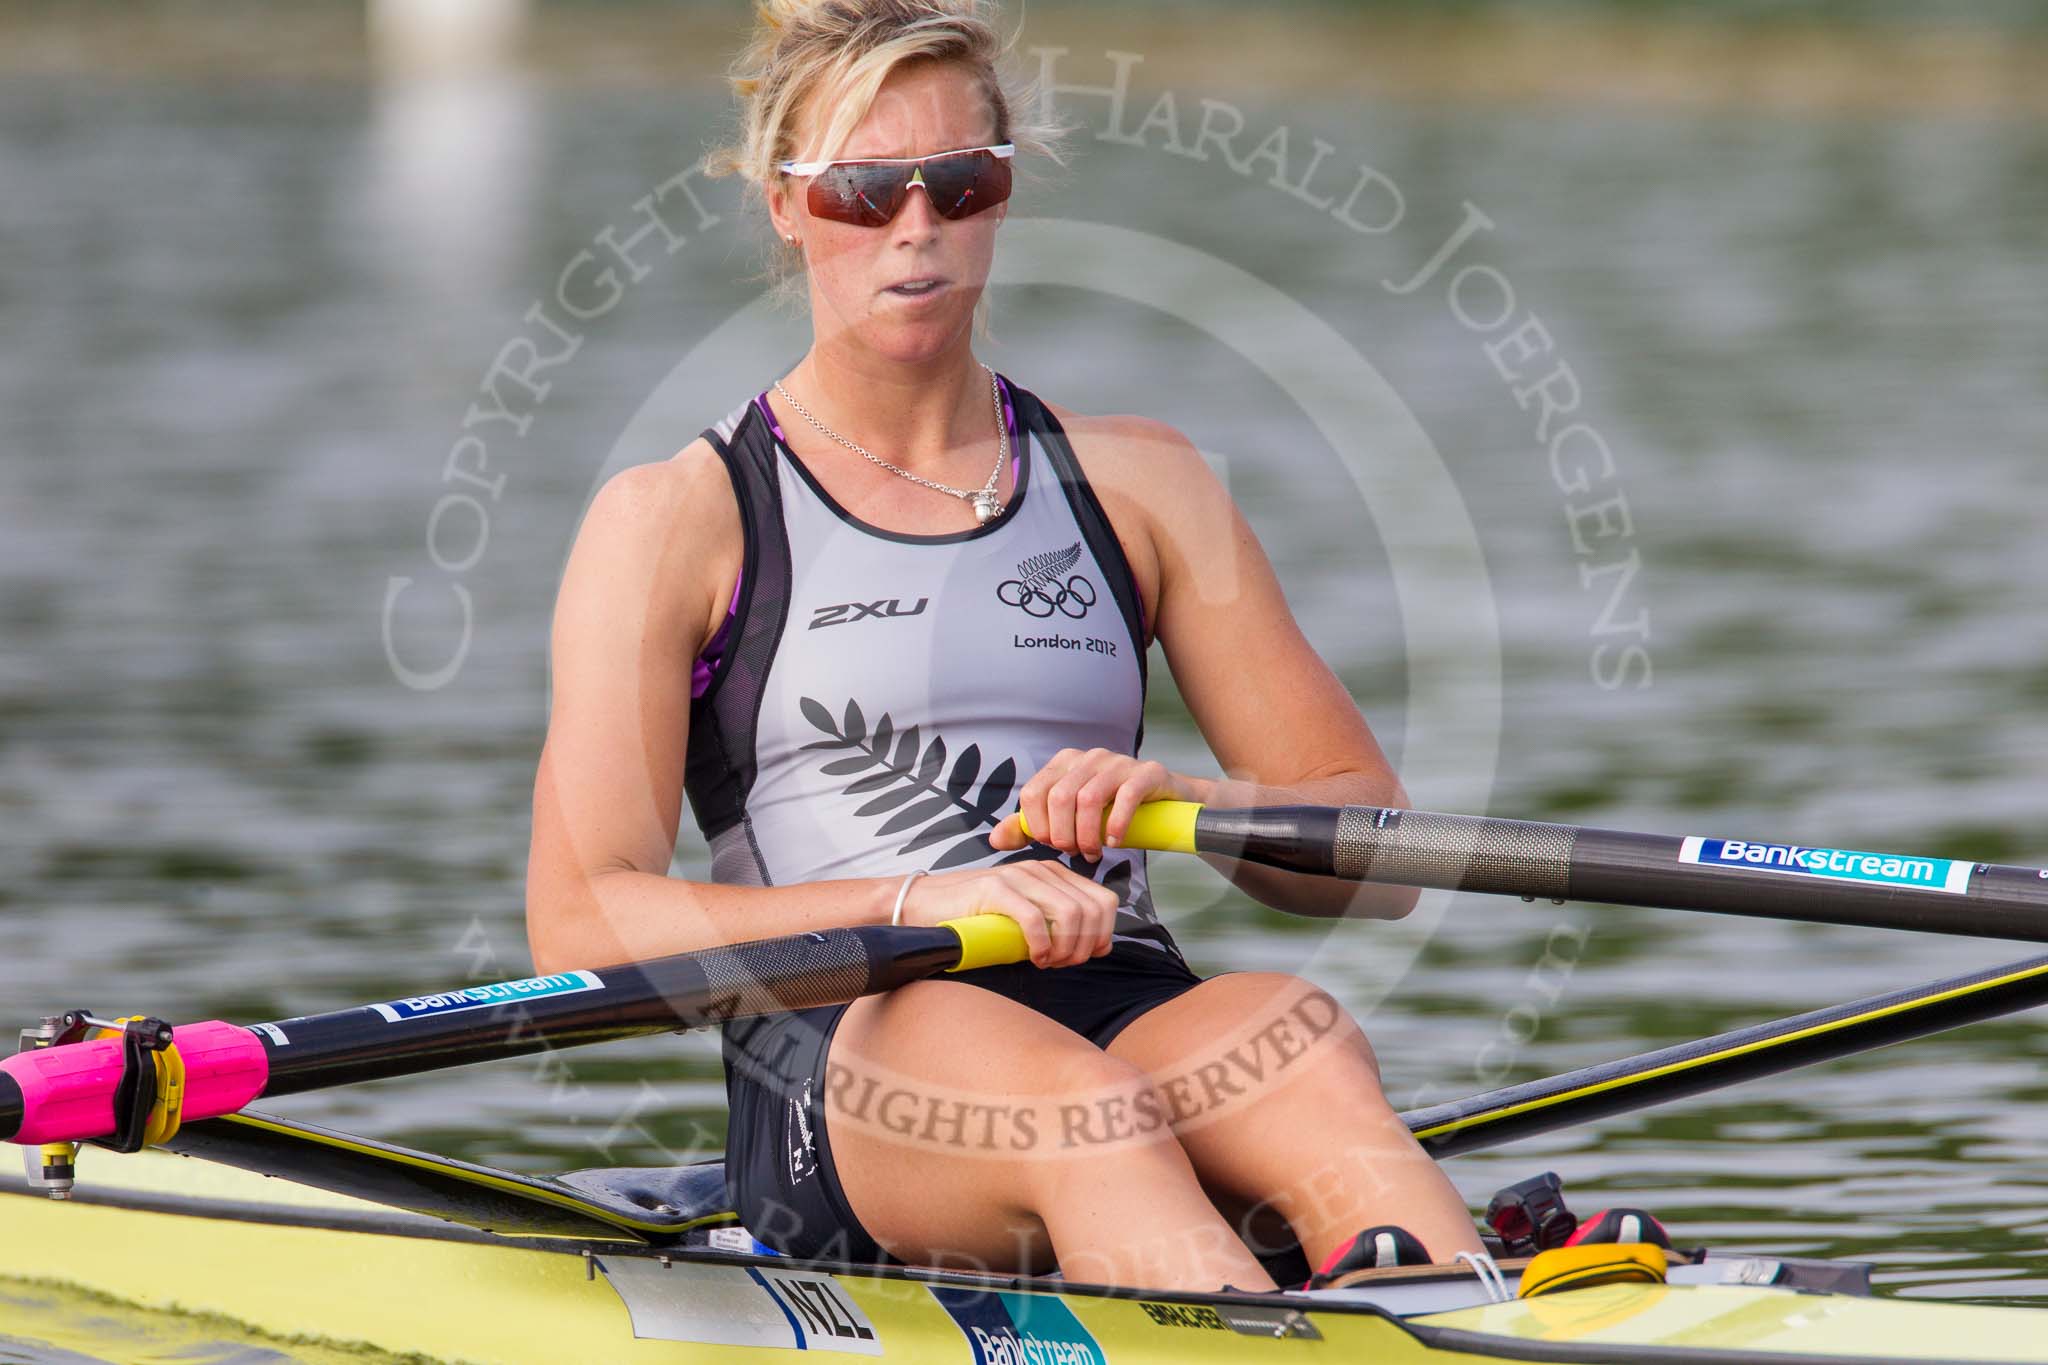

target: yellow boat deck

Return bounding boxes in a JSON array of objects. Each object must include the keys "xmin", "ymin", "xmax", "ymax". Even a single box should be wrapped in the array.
[{"xmin": 4, "ymin": 1148, "xmax": 2046, "ymax": 1364}]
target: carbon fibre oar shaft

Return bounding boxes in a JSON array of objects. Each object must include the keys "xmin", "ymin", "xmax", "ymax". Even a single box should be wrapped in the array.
[
  {"xmin": 1088, "ymin": 801, "xmax": 2048, "ymax": 942},
  {"xmin": 1, "ymin": 916, "xmax": 1027, "ymax": 1148}
]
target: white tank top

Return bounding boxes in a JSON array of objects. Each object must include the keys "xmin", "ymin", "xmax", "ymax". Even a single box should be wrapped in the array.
[{"xmin": 683, "ymin": 374, "xmax": 1178, "ymax": 957}]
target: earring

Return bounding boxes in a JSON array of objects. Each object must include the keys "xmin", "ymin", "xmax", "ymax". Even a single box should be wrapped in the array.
[{"xmin": 785, "ymin": 234, "xmax": 800, "ymax": 247}]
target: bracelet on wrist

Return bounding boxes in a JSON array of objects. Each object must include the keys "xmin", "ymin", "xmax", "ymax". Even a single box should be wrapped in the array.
[{"xmin": 890, "ymin": 868, "xmax": 928, "ymax": 926}]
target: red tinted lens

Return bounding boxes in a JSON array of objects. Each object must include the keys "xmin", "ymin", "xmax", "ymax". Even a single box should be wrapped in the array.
[
  {"xmin": 805, "ymin": 150, "xmax": 1012, "ymax": 227},
  {"xmin": 918, "ymin": 149, "xmax": 1012, "ymax": 220},
  {"xmin": 809, "ymin": 162, "xmax": 912, "ymax": 227}
]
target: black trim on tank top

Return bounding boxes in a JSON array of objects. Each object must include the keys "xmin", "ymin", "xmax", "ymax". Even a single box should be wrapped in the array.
[
  {"xmin": 691, "ymin": 423, "xmax": 758, "ymax": 709},
  {"xmin": 1015, "ymin": 390, "xmax": 1152, "ymax": 753},
  {"xmin": 685, "ymin": 406, "xmax": 795, "ymax": 843},
  {"xmin": 756, "ymin": 378, "xmax": 1033, "ymax": 546},
  {"xmin": 682, "ymin": 379, "xmax": 1158, "ymax": 869}
]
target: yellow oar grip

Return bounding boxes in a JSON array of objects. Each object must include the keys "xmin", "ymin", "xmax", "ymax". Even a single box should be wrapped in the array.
[
  {"xmin": 1016, "ymin": 799, "xmax": 1201, "ymax": 854},
  {"xmin": 943, "ymin": 914, "xmax": 1031, "ymax": 971},
  {"xmin": 947, "ymin": 803, "xmax": 1204, "ymax": 970}
]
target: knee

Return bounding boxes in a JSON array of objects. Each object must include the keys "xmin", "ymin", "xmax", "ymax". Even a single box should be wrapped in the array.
[
  {"xmin": 1229, "ymin": 973, "xmax": 1384, "ymax": 1083},
  {"xmin": 1020, "ymin": 1050, "xmax": 1187, "ymax": 1172},
  {"xmin": 1226, "ymin": 973, "xmax": 1365, "ymax": 1040},
  {"xmin": 1034, "ymin": 1048, "xmax": 1173, "ymax": 1143},
  {"xmin": 1039, "ymin": 1046, "xmax": 1153, "ymax": 1103}
]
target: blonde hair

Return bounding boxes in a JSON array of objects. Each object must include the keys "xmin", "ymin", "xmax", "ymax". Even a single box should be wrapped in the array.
[{"xmin": 703, "ymin": 0, "xmax": 1074, "ymax": 325}]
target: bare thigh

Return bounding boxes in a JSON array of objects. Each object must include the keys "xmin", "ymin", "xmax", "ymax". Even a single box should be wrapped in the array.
[
  {"xmin": 1107, "ymin": 971, "xmax": 1482, "ymax": 1264},
  {"xmin": 822, "ymin": 978, "xmax": 1164, "ymax": 1275},
  {"xmin": 1106, "ymin": 970, "xmax": 1384, "ymax": 1199}
]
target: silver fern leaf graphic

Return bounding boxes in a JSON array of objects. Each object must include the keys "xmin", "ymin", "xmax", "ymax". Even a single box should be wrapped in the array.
[
  {"xmin": 800, "ymin": 696, "xmax": 1025, "ymax": 871},
  {"xmin": 799, "ymin": 696, "xmax": 1179, "ymax": 947},
  {"xmin": 1015, "ymin": 542, "xmax": 1082, "ymax": 593}
]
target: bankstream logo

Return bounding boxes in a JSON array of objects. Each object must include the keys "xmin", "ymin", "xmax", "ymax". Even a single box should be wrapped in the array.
[
  {"xmin": 929, "ymin": 1287, "xmax": 1105, "ymax": 1365},
  {"xmin": 370, "ymin": 971, "xmax": 605, "ymax": 1022},
  {"xmin": 1680, "ymin": 837, "xmax": 1970, "ymax": 894}
]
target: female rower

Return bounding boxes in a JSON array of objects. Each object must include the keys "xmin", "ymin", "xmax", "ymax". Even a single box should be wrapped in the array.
[{"xmin": 525, "ymin": 0, "xmax": 1484, "ymax": 1291}]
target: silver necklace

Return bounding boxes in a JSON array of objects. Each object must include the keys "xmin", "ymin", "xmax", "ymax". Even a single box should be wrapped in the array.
[{"xmin": 773, "ymin": 364, "xmax": 1009, "ymax": 524}]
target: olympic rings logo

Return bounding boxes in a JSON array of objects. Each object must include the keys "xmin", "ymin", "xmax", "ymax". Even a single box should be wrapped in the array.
[{"xmin": 997, "ymin": 573, "xmax": 1096, "ymax": 619}]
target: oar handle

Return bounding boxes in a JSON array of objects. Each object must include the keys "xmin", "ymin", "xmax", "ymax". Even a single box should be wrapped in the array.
[
  {"xmin": 1015, "ymin": 800, "xmax": 1201, "ymax": 853},
  {"xmin": 942, "ymin": 913, "xmax": 1031, "ymax": 971}
]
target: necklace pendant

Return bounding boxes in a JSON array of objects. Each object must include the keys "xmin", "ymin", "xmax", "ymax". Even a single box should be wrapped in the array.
[{"xmin": 972, "ymin": 491, "xmax": 1001, "ymax": 524}]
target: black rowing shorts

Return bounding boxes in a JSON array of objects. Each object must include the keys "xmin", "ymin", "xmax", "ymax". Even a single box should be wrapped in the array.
[{"xmin": 721, "ymin": 941, "xmax": 1206, "ymax": 1264}]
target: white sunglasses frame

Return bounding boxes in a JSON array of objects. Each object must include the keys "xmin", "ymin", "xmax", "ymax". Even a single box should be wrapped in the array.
[{"xmin": 775, "ymin": 143, "xmax": 1015, "ymax": 178}]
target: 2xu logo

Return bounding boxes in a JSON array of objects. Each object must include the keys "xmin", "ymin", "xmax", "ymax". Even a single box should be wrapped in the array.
[{"xmin": 811, "ymin": 597, "xmax": 929, "ymax": 630}]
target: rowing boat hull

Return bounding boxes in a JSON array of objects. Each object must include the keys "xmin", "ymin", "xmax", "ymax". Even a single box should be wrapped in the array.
[{"xmin": 5, "ymin": 1148, "xmax": 2046, "ymax": 1364}]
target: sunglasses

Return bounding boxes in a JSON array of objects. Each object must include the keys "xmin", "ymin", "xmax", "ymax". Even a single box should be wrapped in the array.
[{"xmin": 777, "ymin": 143, "xmax": 1014, "ymax": 228}]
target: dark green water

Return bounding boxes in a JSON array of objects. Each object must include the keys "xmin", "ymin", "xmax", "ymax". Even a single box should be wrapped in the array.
[{"xmin": 2, "ymin": 37, "xmax": 2045, "ymax": 1360}]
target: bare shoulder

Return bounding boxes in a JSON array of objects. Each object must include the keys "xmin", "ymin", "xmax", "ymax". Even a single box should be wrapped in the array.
[
  {"xmin": 583, "ymin": 438, "xmax": 732, "ymax": 528},
  {"xmin": 1040, "ymin": 399, "xmax": 1265, "ymax": 640},
  {"xmin": 1039, "ymin": 400, "xmax": 1228, "ymax": 522},
  {"xmin": 1041, "ymin": 401, "xmax": 1208, "ymax": 481},
  {"xmin": 1037, "ymin": 401, "xmax": 1234, "ymax": 642},
  {"xmin": 565, "ymin": 437, "xmax": 742, "ymax": 653}
]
